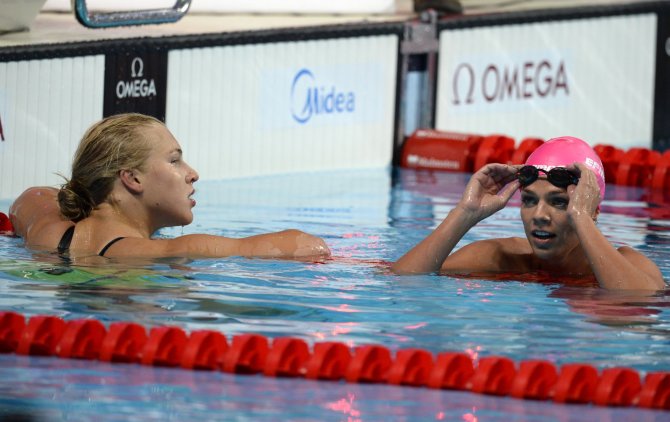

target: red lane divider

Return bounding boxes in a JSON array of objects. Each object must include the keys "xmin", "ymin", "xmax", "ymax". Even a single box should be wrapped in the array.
[
  {"xmin": 615, "ymin": 148, "xmax": 661, "ymax": 187},
  {"xmin": 652, "ymin": 152, "xmax": 670, "ymax": 191},
  {"xmin": 305, "ymin": 341, "xmax": 351, "ymax": 380},
  {"xmin": 223, "ymin": 333, "xmax": 268, "ymax": 374},
  {"xmin": 0, "ymin": 212, "xmax": 13, "ymax": 236},
  {"xmin": 510, "ymin": 360, "xmax": 557, "ymax": 400},
  {"xmin": 99, "ymin": 322, "xmax": 147, "ymax": 363},
  {"xmin": 510, "ymin": 138, "xmax": 544, "ymax": 165},
  {"xmin": 473, "ymin": 135, "xmax": 515, "ymax": 172},
  {"xmin": 427, "ymin": 352, "xmax": 474, "ymax": 390},
  {"xmin": 1, "ymin": 310, "xmax": 669, "ymax": 410},
  {"xmin": 400, "ymin": 130, "xmax": 482, "ymax": 173},
  {"xmin": 182, "ymin": 330, "xmax": 228, "ymax": 370},
  {"xmin": 56, "ymin": 319, "xmax": 107, "ymax": 360},
  {"xmin": 594, "ymin": 144, "xmax": 624, "ymax": 183},
  {"xmin": 264, "ymin": 337, "xmax": 310, "ymax": 377},
  {"xmin": 142, "ymin": 326, "xmax": 188, "ymax": 367},
  {"xmin": 469, "ymin": 356, "xmax": 516, "ymax": 396},
  {"xmin": 553, "ymin": 363, "xmax": 599, "ymax": 404},
  {"xmin": 345, "ymin": 344, "xmax": 392, "ymax": 383},
  {"xmin": 0, "ymin": 312, "xmax": 25, "ymax": 353},
  {"xmin": 399, "ymin": 130, "xmax": 670, "ymax": 194},
  {"xmin": 17, "ymin": 315, "xmax": 66, "ymax": 356}
]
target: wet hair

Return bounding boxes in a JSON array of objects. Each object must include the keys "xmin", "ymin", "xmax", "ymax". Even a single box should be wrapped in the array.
[{"xmin": 58, "ymin": 113, "xmax": 162, "ymax": 222}]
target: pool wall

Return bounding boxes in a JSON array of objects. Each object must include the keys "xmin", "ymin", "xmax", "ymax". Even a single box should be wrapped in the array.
[{"xmin": 1, "ymin": 1, "xmax": 669, "ymax": 200}]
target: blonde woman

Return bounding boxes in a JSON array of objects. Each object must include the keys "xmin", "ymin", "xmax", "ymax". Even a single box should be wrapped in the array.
[{"xmin": 9, "ymin": 113, "xmax": 330, "ymax": 260}]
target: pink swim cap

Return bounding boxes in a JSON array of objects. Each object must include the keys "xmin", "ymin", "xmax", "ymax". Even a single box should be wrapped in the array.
[{"xmin": 525, "ymin": 136, "xmax": 606, "ymax": 200}]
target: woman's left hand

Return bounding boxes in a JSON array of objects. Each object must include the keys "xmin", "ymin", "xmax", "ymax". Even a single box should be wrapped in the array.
[{"xmin": 566, "ymin": 162, "xmax": 600, "ymax": 222}]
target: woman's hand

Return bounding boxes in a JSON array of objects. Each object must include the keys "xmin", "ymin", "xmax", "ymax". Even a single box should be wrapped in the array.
[
  {"xmin": 566, "ymin": 162, "xmax": 600, "ymax": 223},
  {"xmin": 290, "ymin": 230, "xmax": 332, "ymax": 259},
  {"xmin": 457, "ymin": 163, "xmax": 521, "ymax": 221},
  {"xmin": 237, "ymin": 229, "xmax": 331, "ymax": 260}
]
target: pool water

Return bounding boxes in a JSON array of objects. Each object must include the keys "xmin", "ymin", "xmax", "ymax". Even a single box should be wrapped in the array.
[{"xmin": 0, "ymin": 168, "xmax": 669, "ymax": 421}]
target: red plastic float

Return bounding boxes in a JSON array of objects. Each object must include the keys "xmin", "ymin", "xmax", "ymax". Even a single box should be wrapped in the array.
[
  {"xmin": 638, "ymin": 372, "xmax": 670, "ymax": 409},
  {"xmin": 181, "ymin": 330, "xmax": 228, "ymax": 370},
  {"xmin": 304, "ymin": 341, "xmax": 351, "ymax": 381},
  {"xmin": 56, "ymin": 319, "xmax": 107, "ymax": 360},
  {"xmin": 141, "ymin": 326, "xmax": 188, "ymax": 367},
  {"xmin": 510, "ymin": 360, "xmax": 558, "ymax": 400},
  {"xmin": 427, "ymin": 352, "xmax": 474, "ymax": 390},
  {"xmin": 594, "ymin": 367, "xmax": 642, "ymax": 407},
  {"xmin": 651, "ymin": 151, "xmax": 670, "ymax": 191},
  {"xmin": 386, "ymin": 348, "xmax": 434, "ymax": 387},
  {"xmin": 222, "ymin": 334, "xmax": 269, "ymax": 374},
  {"xmin": 0, "ymin": 212, "xmax": 13, "ymax": 235},
  {"xmin": 593, "ymin": 144, "xmax": 624, "ymax": 183},
  {"xmin": 264, "ymin": 337, "xmax": 310, "ymax": 377},
  {"xmin": 469, "ymin": 356, "xmax": 516, "ymax": 396},
  {"xmin": 472, "ymin": 135, "xmax": 515, "ymax": 172},
  {"xmin": 400, "ymin": 129, "xmax": 483, "ymax": 173},
  {"xmin": 17, "ymin": 315, "xmax": 66, "ymax": 356},
  {"xmin": 345, "ymin": 345, "xmax": 392, "ymax": 383},
  {"xmin": 99, "ymin": 322, "xmax": 147, "ymax": 363},
  {"xmin": 510, "ymin": 138, "xmax": 544, "ymax": 164},
  {"xmin": 0, "ymin": 311, "xmax": 25, "ymax": 353},
  {"xmin": 2, "ymin": 310, "xmax": 670, "ymax": 410},
  {"xmin": 615, "ymin": 148, "xmax": 661, "ymax": 186},
  {"xmin": 553, "ymin": 363, "xmax": 599, "ymax": 404}
]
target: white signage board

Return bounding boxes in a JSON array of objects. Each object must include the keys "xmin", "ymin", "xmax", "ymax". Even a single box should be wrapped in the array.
[
  {"xmin": 166, "ymin": 35, "xmax": 398, "ymax": 180},
  {"xmin": 436, "ymin": 15, "xmax": 657, "ymax": 149}
]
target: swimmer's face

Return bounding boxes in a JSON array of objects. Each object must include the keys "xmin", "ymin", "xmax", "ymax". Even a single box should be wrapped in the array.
[
  {"xmin": 139, "ymin": 124, "xmax": 199, "ymax": 230},
  {"xmin": 519, "ymin": 179, "xmax": 579, "ymax": 260}
]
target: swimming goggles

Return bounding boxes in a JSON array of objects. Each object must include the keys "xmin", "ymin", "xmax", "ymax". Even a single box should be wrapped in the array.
[{"xmin": 516, "ymin": 165, "xmax": 579, "ymax": 188}]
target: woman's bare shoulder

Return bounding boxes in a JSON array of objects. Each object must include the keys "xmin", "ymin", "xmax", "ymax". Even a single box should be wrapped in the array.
[{"xmin": 10, "ymin": 187, "xmax": 73, "ymax": 249}]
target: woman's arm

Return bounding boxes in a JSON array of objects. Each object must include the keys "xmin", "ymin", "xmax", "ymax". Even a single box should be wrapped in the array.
[
  {"xmin": 568, "ymin": 163, "xmax": 665, "ymax": 290},
  {"xmin": 100, "ymin": 229, "xmax": 331, "ymax": 260},
  {"xmin": 391, "ymin": 164, "xmax": 520, "ymax": 274}
]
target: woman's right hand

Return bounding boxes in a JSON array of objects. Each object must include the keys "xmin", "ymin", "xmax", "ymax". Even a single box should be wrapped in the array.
[
  {"xmin": 237, "ymin": 229, "xmax": 331, "ymax": 260},
  {"xmin": 457, "ymin": 163, "xmax": 520, "ymax": 221}
]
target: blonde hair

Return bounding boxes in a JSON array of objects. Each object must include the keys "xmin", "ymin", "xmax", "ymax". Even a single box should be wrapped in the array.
[{"xmin": 58, "ymin": 113, "xmax": 162, "ymax": 222}]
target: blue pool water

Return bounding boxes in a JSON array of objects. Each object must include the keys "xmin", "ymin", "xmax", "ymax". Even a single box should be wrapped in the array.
[{"xmin": 0, "ymin": 168, "xmax": 669, "ymax": 421}]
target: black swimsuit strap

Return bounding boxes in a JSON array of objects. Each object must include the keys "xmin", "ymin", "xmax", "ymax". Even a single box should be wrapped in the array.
[
  {"xmin": 99, "ymin": 237, "xmax": 126, "ymax": 257},
  {"xmin": 57, "ymin": 226, "xmax": 75, "ymax": 255}
]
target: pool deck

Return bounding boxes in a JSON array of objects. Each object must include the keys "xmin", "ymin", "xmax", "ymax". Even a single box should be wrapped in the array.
[{"xmin": 0, "ymin": 0, "xmax": 658, "ymax": 48}]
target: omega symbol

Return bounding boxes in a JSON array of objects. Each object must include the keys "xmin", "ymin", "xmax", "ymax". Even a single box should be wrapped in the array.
[
  {"xmin": 131, "ymin": 57, "xmax": 144, "ymax": 78},
  {"xmin": 452, "ymin": 63, "xmax": 475, "ymax": 105}
]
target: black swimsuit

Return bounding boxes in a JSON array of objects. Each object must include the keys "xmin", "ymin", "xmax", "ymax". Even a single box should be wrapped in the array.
[{"xmin": 57, "ymin": 226, "xmax": 125, "ymax": 257}]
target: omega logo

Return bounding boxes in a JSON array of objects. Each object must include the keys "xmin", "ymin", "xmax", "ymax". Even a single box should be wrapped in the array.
[
  {"xmin": 116, "ymin": 57, "xmax": 157, "ymax": 99},
  {"xmin": 131, "ymin": 57, "xmax": 143, "ymax": 78},
  {"xmin": 290, "ymin": 68, "xmax": 355, "ymax": 124},
  {"xmin": 452, "ymin": 59, "xmax": 569, "ymax": 106}
]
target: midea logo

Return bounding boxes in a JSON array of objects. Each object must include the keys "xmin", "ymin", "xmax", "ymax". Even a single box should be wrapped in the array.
[{"xmin": 290, "ymin": 68, "xmax": 355, "ymax": 124}]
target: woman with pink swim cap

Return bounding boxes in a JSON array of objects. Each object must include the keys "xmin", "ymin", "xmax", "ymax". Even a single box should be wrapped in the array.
[{"xmin": 392, "ymin": 136, "xmax": 665, "ymax": 290}]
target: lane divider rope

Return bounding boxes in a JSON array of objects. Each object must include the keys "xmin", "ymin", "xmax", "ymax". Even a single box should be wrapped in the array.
[
  {"xmin": 1, "ymin": 311, "xmax": 668, "ymax": 410},
  {"xmin": 400, "ymin": 130, "xmax": 670, "ymax": 193}
]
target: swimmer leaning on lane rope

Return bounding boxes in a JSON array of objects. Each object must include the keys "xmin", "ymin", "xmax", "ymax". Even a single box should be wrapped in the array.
[
  {"xmin": 391, "ymin": 136, "xmax": 665, "ymax": 291},
  {"xmin": 8, "ymin": 113, "xmax": 330, "ymax": 261}
]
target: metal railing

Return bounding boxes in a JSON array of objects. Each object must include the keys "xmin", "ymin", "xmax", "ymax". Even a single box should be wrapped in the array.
[{"xmin": 72, "ymin": 0, "xmax": 191, "ymax": 28}]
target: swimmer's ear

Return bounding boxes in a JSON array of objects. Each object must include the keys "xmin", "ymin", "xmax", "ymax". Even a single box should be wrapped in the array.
[{"xmin": 119, "ymin": 169, "xmax": 143, "ymax": 194}]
